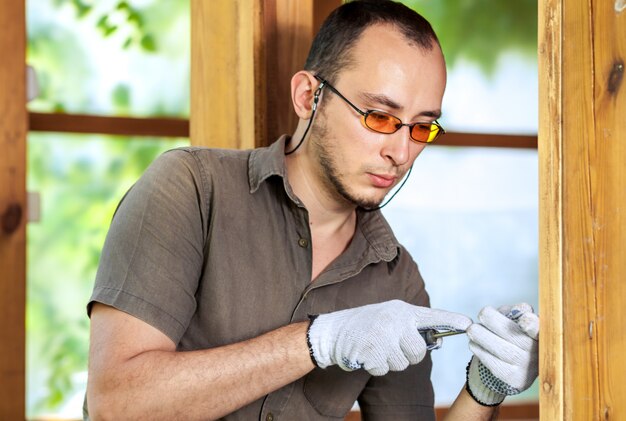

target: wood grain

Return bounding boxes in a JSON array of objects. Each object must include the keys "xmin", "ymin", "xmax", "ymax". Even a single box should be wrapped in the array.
[
  {"xmin": 28, "ymin": 111, "xmax": 536, "ymax": 149},
  {"xmin": 540, "ymin": 0, "xmax": 626, "ymax": 419},
  {"xmin": 263, "ymin": 0, "xmax": 314, "ymax": 146},
  {"xmin": 190, "ymin": 0, "xmax": 264, "ymax": 149},
  {"xmin": 29, "ymin": 112, "xmax": 189, "ymax": 138},
  {"xmin": 436, "ymin": 132, "xmax": 537, "ymax": 149},
  {"xmin": 538, "ymin": 0, "xmax": 564, "ymax": 419},
  {"xmin": 588, "ymin": 0, "xmax": 626, "ymax": 418},
  {"xmin": 0, "ymin": 0, "xmax": 27, "ymax": 418}
]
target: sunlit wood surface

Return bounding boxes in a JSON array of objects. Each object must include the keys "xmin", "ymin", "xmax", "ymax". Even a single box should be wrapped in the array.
[
  {"xmin": 191, "ymin": 0, "xmax": 344, "ymax": 149},
  {"xmin": 0, "ymin": 0, "xmax": 27, "ymax": 419},
  {"xmin": 540, "ymin": 0, "xmax": 626, "ymax": 419},
  {"xmin": 538, "ymin": 0, "xmax": 564, "ymax": 419},
  {"xmin": 191, "ymin": 0, "xmax": 264, "ymax": 149}
]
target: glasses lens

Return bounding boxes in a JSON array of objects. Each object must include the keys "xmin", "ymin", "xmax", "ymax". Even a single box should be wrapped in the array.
[
  {"xmin": 364, "ymin": 111, "xmax": 401, "ymax": 134},
  {"xmin": 411, "ymin": 123, "xmax": 440, "ymax": 143}
]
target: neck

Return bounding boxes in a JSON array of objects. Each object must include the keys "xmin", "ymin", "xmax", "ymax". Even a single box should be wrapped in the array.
[{"xmin": 285, "ymin": 148, "xmax": 356, "ymax": 233}]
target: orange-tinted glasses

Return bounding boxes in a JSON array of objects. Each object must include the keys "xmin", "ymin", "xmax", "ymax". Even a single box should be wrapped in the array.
[{"xmin": 314, "ymin": 75, "xmax": 445, "ymax": 144}]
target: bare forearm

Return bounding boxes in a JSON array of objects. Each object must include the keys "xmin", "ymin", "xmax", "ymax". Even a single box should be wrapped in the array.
[
  {"xmin": 88, "ymin": 322, "xmax": 314, "ymax": 420},
  {"xmin": 442, "ymin": 387, "xmax": 499, "ymax": 421}
]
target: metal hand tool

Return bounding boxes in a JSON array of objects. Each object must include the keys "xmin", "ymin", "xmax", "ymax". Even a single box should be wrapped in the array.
[{"xmin": 420, "ymin": 328, "xmax": 466, "ymax": 348}]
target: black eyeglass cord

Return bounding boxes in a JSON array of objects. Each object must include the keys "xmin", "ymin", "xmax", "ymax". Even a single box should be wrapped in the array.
[
  {"xmin": 362, "ymin": 165, "xmax": 413, "ymax": 212},
  {"xmin": 285, "ymin": 82, "xmax": 326, "ymax": 155},
  {"xmin": 285, "ymin": 79, "xmax": 412, "ymax": 211}
]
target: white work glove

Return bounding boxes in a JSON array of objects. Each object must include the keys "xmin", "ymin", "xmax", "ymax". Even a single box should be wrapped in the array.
[
  {"xmin": 465, "ymin": 303, "xmax": 539, "ymax": 406},
  {"xmin": 307, "ymin": 299, "xmax": 472, "ymax": 376}
]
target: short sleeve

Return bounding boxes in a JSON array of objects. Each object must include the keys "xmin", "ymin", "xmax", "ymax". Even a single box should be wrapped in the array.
[{"xmin": 88, "ymin": 148, "xmax": 208, "ymax": 344}]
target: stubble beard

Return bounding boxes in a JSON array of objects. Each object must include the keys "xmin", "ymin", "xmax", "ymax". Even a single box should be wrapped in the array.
[{"xmin": 309, "ymin": 114, "xmax": 387, "ymax": 210}]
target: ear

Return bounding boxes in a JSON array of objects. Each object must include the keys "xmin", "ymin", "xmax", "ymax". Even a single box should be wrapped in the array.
[{"xmin": 290, "ymin": 71, "xmax": 320, "ymax": 120}]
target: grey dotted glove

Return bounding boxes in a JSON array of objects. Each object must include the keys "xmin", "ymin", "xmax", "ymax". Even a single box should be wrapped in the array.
[
  {"xmin": 466, "ymin": 303, "xmax": 539, "ymax": 406},
  {"xmin": 307, "ymin": 299, "xmax": 472, "ymax": 376}
]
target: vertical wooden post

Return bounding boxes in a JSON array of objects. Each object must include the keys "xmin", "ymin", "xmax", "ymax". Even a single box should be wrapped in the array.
[
  {"xmin": 0, "ymin": 0, "xmax": 27, "ymax": 418},
  {"xmin": 263, "ymin": 0, "xmax": 341, "ymax": 146},
  {"xmin": 190, "ymin": 0, "xmax": 265, "ymax": 149},
  {"xmin": 538, "ymin": 1, "xmax": 563, "ymax": 418},
  {"xmin": 539, "ymin": 0, "xmax": 626, "ymax": 419},
  {"xmin": 583, "ymin": 0, "xmax": 626, "ymax": 417},
  {"xmin": 191, "ymin": 0, "xmax": 341, "ymax": 150},
  {"xmin": 263, "ymin": 0, "xmax": 314, "ymax": 145}
]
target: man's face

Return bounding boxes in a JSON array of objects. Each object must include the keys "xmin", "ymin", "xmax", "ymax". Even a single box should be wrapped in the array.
[{"xmin": 308, "ymin": 24, "xmax": 447, "ymax": 209}]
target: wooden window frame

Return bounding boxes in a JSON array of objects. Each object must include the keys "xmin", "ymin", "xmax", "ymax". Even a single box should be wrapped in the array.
[
  {"xmin": 27, "ymin": 111, "xmax": 537, "ymax": 149},
  {"xmin": 5, "ymin": 1, "xmax": 540, "ymax": 420}
]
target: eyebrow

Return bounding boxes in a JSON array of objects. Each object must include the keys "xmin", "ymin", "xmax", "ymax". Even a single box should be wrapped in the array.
[
  {"xmin": 360, "ymin": 92, "xmax": 402, "ymax": 110},
  {"xmin": 359, "ymin": 92, "xmax": 442, "ymax": 120}
]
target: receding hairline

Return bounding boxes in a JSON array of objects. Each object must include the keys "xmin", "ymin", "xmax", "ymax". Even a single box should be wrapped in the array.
[{"xmin": 327, "ymin": 22, "xmax": 442, "ymax": 80}]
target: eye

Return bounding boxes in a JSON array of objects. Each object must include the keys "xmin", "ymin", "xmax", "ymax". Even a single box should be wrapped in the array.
[{"xmin": 365, "ymin": 111, "xmax": 401, "ymax": 133}]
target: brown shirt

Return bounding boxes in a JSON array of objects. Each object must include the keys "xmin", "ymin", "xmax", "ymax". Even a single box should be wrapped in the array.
[{"xmin": 88, "ymin": 136, "xmax": 435, "ymax": 420}]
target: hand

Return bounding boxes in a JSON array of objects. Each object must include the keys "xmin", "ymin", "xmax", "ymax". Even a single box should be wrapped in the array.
[
  {"xmin": 307, "ymin": 299, "xmax": 472, "ymax": 376},
  {"xmin": 466, "ymin": 303, "xmax": 539, "ymax": 406}
]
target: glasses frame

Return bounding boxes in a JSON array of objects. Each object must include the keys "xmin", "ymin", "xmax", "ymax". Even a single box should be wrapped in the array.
[{"xmin": 314, "ymin": 75, "xmax": 445, "ymax": 144}]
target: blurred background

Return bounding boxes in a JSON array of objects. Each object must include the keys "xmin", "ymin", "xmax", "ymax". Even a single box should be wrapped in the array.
[{"xmin": 25, "ymin": 0, "xmax": 538, "ymax": 418}]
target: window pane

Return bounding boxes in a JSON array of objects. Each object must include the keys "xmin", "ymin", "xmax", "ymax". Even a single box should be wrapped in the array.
[
  {"xmin": 402, "ymin": 0, "xmax": 538, "ymax": 135},
  {"xmin": 27, "ymin": 0, "xmax": 190, "ymax": 117},
  {"xmin": 382, "ymin": 146, "xmax": 539, "ymax": 405},
  {"xmin": 27, "ymin": 134, "xmax": 189, "ymax": 419}
]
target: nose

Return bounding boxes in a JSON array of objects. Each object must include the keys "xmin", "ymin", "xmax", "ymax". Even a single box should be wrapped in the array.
[{"xmin": 380, "ymin": 126, "xmax": 419, "ymax": 166}]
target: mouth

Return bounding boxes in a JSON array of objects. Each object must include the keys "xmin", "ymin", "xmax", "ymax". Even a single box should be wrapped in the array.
[{"xmin": 367, "ymin": 172, "xmax": 398, "ymax": 188}]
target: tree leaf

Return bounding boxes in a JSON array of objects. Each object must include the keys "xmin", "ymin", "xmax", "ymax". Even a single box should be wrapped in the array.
[{"xmin": 140, "ymin": 34, "xmax": 157, "ymax": 52}]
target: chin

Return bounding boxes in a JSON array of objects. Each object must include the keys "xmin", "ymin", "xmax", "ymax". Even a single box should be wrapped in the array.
[{"xmin": 348, "ymin": 192, "xmax": 386, "ymax": 210}]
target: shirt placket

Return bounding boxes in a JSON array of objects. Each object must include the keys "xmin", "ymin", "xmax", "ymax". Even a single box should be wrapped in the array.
[{"xmin": 258, "ymin": 201, "xmax": 310, "ymax": 420}]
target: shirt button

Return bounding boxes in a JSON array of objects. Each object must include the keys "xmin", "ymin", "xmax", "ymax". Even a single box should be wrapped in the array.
[
  {"xmin": 266, "ymin": 413, "xmax": 274, "ymax": 421},
  {"xmin": 298, "ymin": 238, "xmax": 309, "ymax": 248}
]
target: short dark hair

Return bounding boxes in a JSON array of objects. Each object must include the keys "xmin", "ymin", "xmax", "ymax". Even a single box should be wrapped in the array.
[{"xmin": 304, "ymin": 0, "xmax": 440, "ymax": 84}]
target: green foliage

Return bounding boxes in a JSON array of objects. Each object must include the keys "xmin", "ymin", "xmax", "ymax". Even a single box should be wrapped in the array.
[
  {"xmin": 25, "ymin": 0, "xmax": 536, "ymax": 417},
  {"xmin": 111, "ymin": 83, "xmax": 131, "ymax": 112},
  {"xmin": 27, "ymin": 23, "xmax": 92, "ymax": 113},
  {"xmin": 27, "ymin": 0, "xmax": 190, "ymax": 116},
  {"xmin": 27, "ymin": 134, "xmax": 189, "ymax": 416},
  {"xmin": 56, "ymin": 0, "xmax": 159, "ymax": 52},
  {"xmin": 140, "ymin": 34, "xmax": 157, "ymax": 52},
  {"xmin": 27, "ymin": 1, "xmax": 190, "ymax": 416},
  {"xmin": 403, "ymin": 0, "xmax": 538, "ymax": 74}
]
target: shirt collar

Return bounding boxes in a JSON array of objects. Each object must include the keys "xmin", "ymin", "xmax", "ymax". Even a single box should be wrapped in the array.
[
  {"xmin": 248, "ymin": 135, "xmax": 289, "ymax": 191},
  {"xmin": 248, "ymin": 135, "xmax": 400, "ymax": 261},
  {"xmin": 356, "ymin": 208, "xmax": 400, "ymax": 262}
]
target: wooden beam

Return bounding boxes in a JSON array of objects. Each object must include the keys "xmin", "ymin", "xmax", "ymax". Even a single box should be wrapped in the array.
[
  {"xmin": 190, "ymin": 1, "xmax": 342, "ymax": 149},
  {"xmin": 28, "ymin": 111, "xmax": 537, "ymax": 149},
  {"xmin": 437, "ymin": 132, "xmax": 537, "ymax": 149},
  {"xmin": 538, "ymin": 0, "xmax": 564, "ymax": 419},
  {"xmin": 540, "ymin": 0, "xmax": 626, "ymax": 419},
  {"xmin": 190, "ymin": 0, "xmax": 265, "ymax": 149},
  {"xmin": 263, "ymin": 0, "xmax": 314, "ymax": 146},
  {"xmin": 436, "ymin": 402, "xmax": 539, "ymax": 420},
  {"xmin": 584, "ymin": 0, "xmax": 626, "ymax": 420},
  {"xmin": 29, "ymin": 112, "xmax": 189, "ymax": 138},
  {"xmin": 313, "ymin": 0, "xmax": 342, "ymax": 34},
  {"xmin": 0, "ymin": 0, "xmax": 26, "ymax": 418}
]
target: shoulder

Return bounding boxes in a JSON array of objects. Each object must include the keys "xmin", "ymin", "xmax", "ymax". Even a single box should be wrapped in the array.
[{"xmin": 155, "ymin": 146, "xmax": 251, "ymax": 172}]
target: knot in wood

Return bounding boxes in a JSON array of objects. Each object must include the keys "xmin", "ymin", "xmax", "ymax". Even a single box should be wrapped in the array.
[
  {"xmin": 608, "ymin": 60, "xmax": 624, "ymax": 95},
  {"xmin": 1, "ymin": 203, "xmax": 23, "ymax": 235}
]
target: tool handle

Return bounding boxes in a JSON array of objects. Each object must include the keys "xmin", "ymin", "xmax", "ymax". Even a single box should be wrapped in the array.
[
  {"xmin": 420, "ymin": 329, "xmax": 438, "ymax": 346},
  {"xmin": 420, "ymin": 329, "xmax": 466, "ymax": 347}
]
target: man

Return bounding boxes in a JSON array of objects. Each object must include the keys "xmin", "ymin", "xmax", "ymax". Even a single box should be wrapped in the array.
[{"xmin": 85, "ymin": 1, "xmax": 538, "ymax": 420}]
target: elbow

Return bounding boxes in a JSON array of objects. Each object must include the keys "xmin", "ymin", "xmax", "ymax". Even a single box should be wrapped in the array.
[{"xmin": 86, "ymin": 386, "xmax": 123, "ymax": 421}]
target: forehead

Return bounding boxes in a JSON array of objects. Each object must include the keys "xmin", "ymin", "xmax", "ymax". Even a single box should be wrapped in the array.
[{"xmin": 335, "ymin": 24, "xmax": 446, "ymax": 110}]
